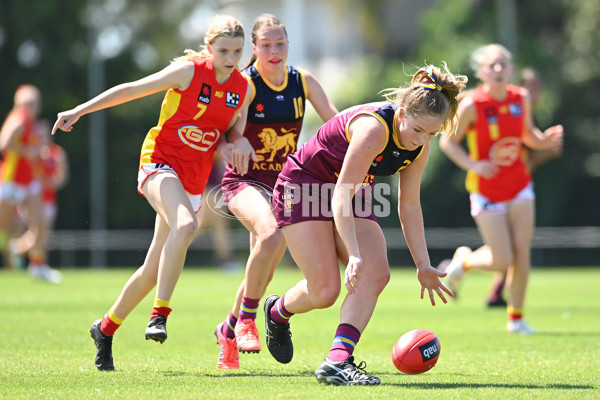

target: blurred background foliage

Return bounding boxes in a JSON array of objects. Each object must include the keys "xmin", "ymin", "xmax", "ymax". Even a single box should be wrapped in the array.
[{"xmin": 0, "ymin": 0, "xmax": 598, "ymax": 231}]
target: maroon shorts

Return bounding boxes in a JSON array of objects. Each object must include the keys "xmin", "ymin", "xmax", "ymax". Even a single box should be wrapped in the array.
[
  {"xmin": 221, "ymin": 177, "xmax": 274, "ymax": 204},
  {"xmin": 272, "ymin": 175, "xmax": 376, "ymax": 228},
  {"xmin": 221, "ymin": 164, "xmax": 276, "ymax": 203}
]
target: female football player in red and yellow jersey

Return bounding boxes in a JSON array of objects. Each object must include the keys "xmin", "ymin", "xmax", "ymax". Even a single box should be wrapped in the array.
[
  {"xmin": 439, "ymin": 44, "xmax": 563, "ymax": 335},
  {"xmin": 9, "ymin": 121, "xmax": 69, "ymax": 275},
  {"xmin": 214, "ymin": 14, "xmax": 338, "ymax": 370},
  {"xmin": 52, "ymin": 15, "xmax": 256, "ymax": 371},
  {"xmin": 0, "ymin": 85, "xmax": 62, "ymax": 282}
]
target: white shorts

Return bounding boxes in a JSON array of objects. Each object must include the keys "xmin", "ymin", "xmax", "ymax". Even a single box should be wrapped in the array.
[
  {"xmin": 137, "ymin": 163, "xmax": 203, "ymax": 213},
  {"xmin": 0, "ymin": 181, "xmax": 41, "ymax": 205},
  {"xmin": 44, "ymin": 202, "xmax": 57, "ymax": 221},
  {"xmin": 470, "ymin": 183, "xmax": 535, "ymax": 217}
]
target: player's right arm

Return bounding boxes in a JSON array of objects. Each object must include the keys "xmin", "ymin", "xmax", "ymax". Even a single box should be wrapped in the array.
[
  {"xmin": 52, "ymin": 61, "xmax": 196, "ymax": 135},
  {"xmin": 0, "ymin": 112, "xmax": 25, "ymax": 152},
  {"xmin": 333, "ymin": 114, "xmax": 387, "ymax": 294},
  {"xmin": 304, "ymin": 70, "xmax": 338, "ymax": 122}
]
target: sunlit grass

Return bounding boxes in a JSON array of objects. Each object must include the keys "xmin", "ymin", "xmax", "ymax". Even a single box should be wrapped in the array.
[{"xmin": 1, "ymin": 266, "xmax": 599, "ymax": 399}]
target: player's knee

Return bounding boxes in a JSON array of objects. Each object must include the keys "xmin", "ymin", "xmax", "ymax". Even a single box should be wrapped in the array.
[
  {"xmin": 311, "ymin": 283, "xmax": 341, "ymax": 309},
  {"xmin": 175, "ymin": 218, "xmax": 199, "ymax": 245},
  {"xmin": 256, "ymin": 225, "xmax": 284, "ymax": 252},
  {"xmin": 372, "ymin": 269, "xmax": 391, "ymax": 294}
]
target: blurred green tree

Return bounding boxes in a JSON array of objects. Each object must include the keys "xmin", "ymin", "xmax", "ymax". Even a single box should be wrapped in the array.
[
  {"xmin": 1, "ymin": 0, "xmax": 598, "ymax": 232},
  {"xmin": 329, "ymin": 0, "xmax": 600, "ymax": 228},
  {"xmin": 0, "ymin": 0, "xmax": 216, "ymax": 229}
]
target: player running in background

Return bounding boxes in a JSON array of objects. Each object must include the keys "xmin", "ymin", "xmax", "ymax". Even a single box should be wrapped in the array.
[
  {"xmin": 53, "ymin": 15, "xmax": 255, "ymax": 371},
  {"xmin": 263, "ymin": 64, "xmax": 465, "ymax": 385},
  {"xmin": 213, "ymin": 14, "xmax": 338, "ymax": 370},
  {"xmin": 0, "ymin": 84, "xmax": 62, "ymax": 283},
  {"xmin": 439, "ymin": 44, "xmax": 563, "ymax": 334},
  {"xmin": 10, "ymin": 120, "xmax": 69, "ymax": 271},
  {"xmin": 483, "ymin": 66, "xmax": 562, "ymax": 307}
]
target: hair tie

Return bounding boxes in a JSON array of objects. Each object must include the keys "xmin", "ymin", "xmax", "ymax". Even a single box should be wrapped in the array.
[{"xmin": 420, "ymin": 66, "xmax": 442, "ymax": 91}]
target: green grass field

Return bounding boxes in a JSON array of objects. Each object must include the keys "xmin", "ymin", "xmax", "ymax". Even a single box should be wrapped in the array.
[{"xmin": 1, "ymin": 265, "xmax": 599, "ymax": 399}]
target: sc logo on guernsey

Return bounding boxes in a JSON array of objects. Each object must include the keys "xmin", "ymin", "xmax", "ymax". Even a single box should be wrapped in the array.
[{"xmin": 177, "ymin": 125, "xmax": 221, "ymax": 151}]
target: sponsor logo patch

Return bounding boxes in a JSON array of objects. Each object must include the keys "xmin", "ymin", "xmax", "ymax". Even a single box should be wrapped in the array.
[
  {"xmin": 419, "ymin": 338, "xmax": 440, "ymax": 362},
  {"xmin": 226, "ymin": 92, "xmax": 240, "ymax": 108},
  {"xmin": 177, "ymin": 125, "xmax": 221, "ymax": 151},
  {"xmin": 198, "ymin": 84, "xmax": 211, "ymax": 104}
]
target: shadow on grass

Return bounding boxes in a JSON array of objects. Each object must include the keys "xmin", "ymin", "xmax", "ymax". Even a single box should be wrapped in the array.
[
  {"xmin": 160, "ymin": 370, "xmax": 596, "ymax": 390},
  {"xmin": 379, "ymin": 381, "xmax": 595, "ymax": 390},
  {"xmin": 161, "ymin": 370, "xmax": 310, "ymax": 378}
]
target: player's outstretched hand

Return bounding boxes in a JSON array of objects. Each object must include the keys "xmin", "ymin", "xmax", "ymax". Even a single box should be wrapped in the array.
[
  {"xmin": 416, "ymin": 265, "xmax": 454, "ymax": 306},
  {"xmin": 52, "ymin": 109, "xmax": 82, "ymax": 135}
]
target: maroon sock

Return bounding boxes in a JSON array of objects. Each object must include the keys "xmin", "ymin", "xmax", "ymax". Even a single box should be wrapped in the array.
[
  {"xmin": 222, "ymin": 311, "xmax": 237, "ymax": 340},
  {"xmin": 239, "ymin": 296, "xmax": 260, "ymax": 322},
  {"xmin": 328, "ymin": 323, "xmax": 361, "ymax": 362},
  {"xmin": 490, "ymin": 276, "xmax": 506, "ymax": 300},
  {"xmin": 269, "ymin": 295, "xmax": 294, "ymax": 325}
]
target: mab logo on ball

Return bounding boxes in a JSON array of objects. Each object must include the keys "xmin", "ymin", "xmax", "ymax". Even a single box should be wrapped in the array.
[{"xmin": 418, "ymin": 338, "xmax": 440, "ymax": 362}]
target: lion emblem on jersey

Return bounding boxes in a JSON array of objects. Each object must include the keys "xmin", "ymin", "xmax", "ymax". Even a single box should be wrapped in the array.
[{"xmin": 256, "ymin": 128, "xmax": 297, "ymax": 162}]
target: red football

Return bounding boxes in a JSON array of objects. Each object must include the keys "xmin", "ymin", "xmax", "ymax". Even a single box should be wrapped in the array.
[{"xmin": 392, "ymin": 329, "xmax": 441, "ymax": 374}]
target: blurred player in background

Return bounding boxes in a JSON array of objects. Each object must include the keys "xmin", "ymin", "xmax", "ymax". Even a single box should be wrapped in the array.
[
  {"xmin": 10, "ymin": 120, "xmax": 69, "ymax": 272},
  {"xmin": 440, "ymin": 44, "xmax": 563, "ymax": 334},
  {"xmin": 0, "ymin": 84, "xmax": 62, "ymax": 283},
  {"xmin": 53, "ymin": 15, "xmax": 255, "ymax": 371},
  {"xmin": 263, "ymin": 64, "xmax": 465, "ymax": 385},
  {"xmin": 213, "ymin": 14, "xmax": 338, "ymax": 370},
  {"xmin": 483, "ymin": 66, "xmax": 562, "ymax": 307}
]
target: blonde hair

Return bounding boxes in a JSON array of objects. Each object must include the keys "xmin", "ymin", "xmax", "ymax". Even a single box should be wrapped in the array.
[
  {"xmin": 14, "ymin": 84, "xmax": 41, "ymax": 108},
  {"xmin": 470, "ymin": 44, "xmax": 512, "ymax": 78},
  {"xmin": 172, "ymin": 15, "xmax": 244, "ymax": 62},
  {"xmin": 383, "ymin": 63, "xmax": 468, "ymax": 135}
]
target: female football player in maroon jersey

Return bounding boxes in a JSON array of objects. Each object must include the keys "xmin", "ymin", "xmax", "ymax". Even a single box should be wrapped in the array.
[
  {"xmin": 214, "ymin": 14, "xmax": 337, "ymax": 370},
  {"xmin": 263, "ymin": 63, "xmax": 466, "ymax": 385}
]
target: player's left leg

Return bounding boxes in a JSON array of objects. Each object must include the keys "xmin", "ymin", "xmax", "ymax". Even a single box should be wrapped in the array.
[
  {"xmin": 142, "ymin": 172, "xmax": 199, "ymax": 343},
  {"xmin": 315, "ymin": 218, "xmax": 386, "ymax": 386},
  {"xmin": 506, "ymin": 198, "xmax": 536, "ymax": 334},
  {"xmin": 226, "ymin": 186, "xmax": 286, "ymax": 354},
  {"xmin": 23, "ymin": 191, "xmax": 61, "ymax": 283},
  {"xmin": 89, "ymin": 213, "xmax": 169, "ymax": 371}
]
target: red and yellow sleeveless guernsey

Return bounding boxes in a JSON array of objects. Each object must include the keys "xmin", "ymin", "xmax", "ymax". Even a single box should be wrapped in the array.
[
  {"xmin": 0, "ymin": 108, "xmax": 37, "ymax": 185},
  {"xmin": 222, "ymin": 63, "xmax": 307, "ymax": 191},
  {"xmin": 465, "ymin": 84, "xmax": 531, "ymax": 202},
  {"xmin": 139, "ymin": 58, "xmax": 247, "ymax": 195},
  {"xmin": 40, "ymin": 142, "xmax": 63, "ymax": 204}
]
